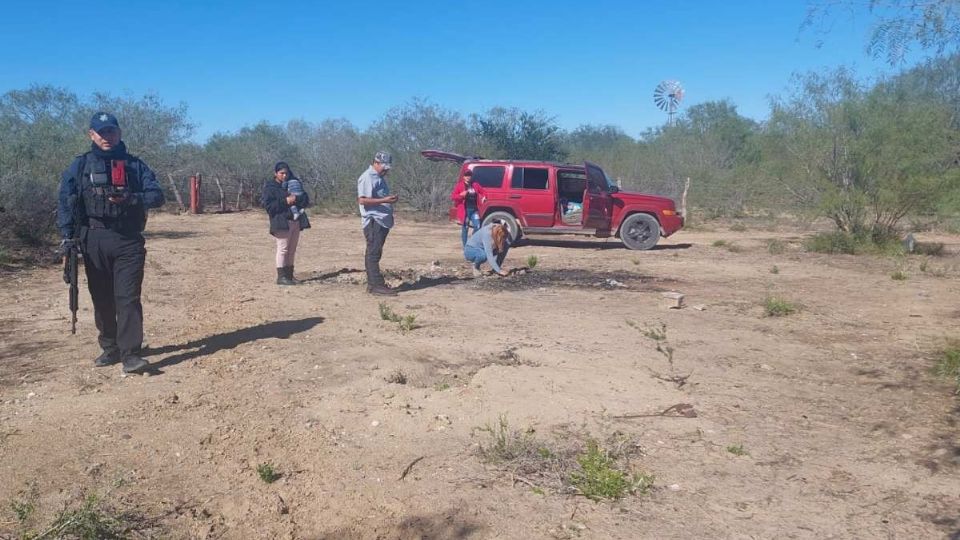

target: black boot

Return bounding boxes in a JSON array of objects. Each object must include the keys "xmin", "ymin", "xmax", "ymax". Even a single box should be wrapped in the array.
[
  {"xmin": 94, "ymin": 350, "xmax": 120, "ymax": 367},
  {"xmin": 285, "ymin": 266, "xmax": 299, "ymax": 284},
  {"xmin": 277, "ymin": 268, "xmax": 295, "ymax": 286}
]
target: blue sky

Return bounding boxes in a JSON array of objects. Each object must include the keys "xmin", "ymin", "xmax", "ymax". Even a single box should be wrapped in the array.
[{"xmin": 0, "ymin": 0, "xmax": 921, "ymax": 142}]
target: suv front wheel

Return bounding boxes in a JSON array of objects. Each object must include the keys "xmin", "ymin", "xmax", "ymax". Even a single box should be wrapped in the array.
[
  {"xmin": 482, "ymin": 212, "xmax": 521, "ymax": 243},
  {"xmin": 619, "ymin": 213, "xmax": 660, "ymax": 250}
]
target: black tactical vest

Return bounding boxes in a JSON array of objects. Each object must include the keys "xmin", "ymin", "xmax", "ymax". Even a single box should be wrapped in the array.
[{"xmin": 78, "ymin": 152, "xmax": 147, "ymax": 232}]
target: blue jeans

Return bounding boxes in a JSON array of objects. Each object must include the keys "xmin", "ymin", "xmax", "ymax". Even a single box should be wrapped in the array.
[
  {"xmin": 464, "ymin": 245, "xmax": 487, "ymax": 268},
  {"xmin": 461, "ymin": 209, "xmax": 480, "ymax": 246}
]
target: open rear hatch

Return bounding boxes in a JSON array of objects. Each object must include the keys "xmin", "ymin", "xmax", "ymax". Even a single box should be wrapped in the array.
[{"xmin": 420, "ymin": 149, "xmax": 483, "ymax": 163}]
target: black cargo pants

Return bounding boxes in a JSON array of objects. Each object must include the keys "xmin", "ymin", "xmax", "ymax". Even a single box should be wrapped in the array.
[
  {"xmin": 363, "ymin": 220, "xmax": 390, "ymax": 289},
  {"xmin": 82, "ymin": 227, "xmax": 147, "ymax": 358}
]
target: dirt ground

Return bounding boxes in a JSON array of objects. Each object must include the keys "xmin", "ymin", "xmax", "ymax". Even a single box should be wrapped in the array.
[{"xmin": 1, "ymin": 211, "xmax": 959, "ymax": 539}]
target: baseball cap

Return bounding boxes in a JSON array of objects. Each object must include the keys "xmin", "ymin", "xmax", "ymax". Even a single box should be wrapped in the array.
[
  {"xmin": 374, "ymin": 151, "xmax": 393, "ymax": 169},
  {"xmin": 90, "ymin": 112, "xmax": 120, "ymax": 133}
]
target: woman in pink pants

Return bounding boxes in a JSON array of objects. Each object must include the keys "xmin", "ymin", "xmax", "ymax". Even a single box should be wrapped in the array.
[{"xmin": 260, "ymin": 162, "xmax": 311, "ymax": 285}]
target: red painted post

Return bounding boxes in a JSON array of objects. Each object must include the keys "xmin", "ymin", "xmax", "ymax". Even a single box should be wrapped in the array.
[{"xmin": 190, "ymin": 174, "xmax": 203, "ymax": 214}]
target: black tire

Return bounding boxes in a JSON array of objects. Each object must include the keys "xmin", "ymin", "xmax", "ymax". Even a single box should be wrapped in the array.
[
  {"xmin": 619, "ymin": 213, "xmax": 660, "ymax": 250},
  {"xmin": 482, "ymin": 211, "xmax": 521, "ymax": 242}
]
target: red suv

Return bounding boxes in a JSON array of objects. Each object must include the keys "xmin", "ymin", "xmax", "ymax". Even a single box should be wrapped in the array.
[{"xmin": 421, "ymin": 150, "xmax": 683, "ymax": 250}]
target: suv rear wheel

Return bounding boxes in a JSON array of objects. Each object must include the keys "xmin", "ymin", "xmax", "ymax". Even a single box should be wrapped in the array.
[
  {"xmin": 482, "ymin": 212, "xmax": 521, "ymax": 243},
  {"xmin": 619, "ymin": 213, "xmax": 660, "ymax": 250}
]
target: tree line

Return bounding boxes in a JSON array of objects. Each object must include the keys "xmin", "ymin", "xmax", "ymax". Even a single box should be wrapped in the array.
[{"xmin": 1, "ymin": 55, "xmax": 959, "ymax": 255}]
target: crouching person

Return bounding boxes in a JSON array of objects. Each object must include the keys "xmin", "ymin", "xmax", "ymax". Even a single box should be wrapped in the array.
[{"xmin": 464, "ymin": 221, "xmax": 511, "ymax": 277}]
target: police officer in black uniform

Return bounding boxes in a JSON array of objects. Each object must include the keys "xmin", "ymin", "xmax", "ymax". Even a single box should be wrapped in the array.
[{"xmin": 56, "ymin": 112, "xmax": 165, "ymax": 374}]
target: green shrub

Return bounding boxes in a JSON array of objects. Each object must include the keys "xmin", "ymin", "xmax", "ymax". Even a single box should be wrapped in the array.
[
  {"xmin": 764, "ymin": 297, "xmax": 797, "ymax": 317},
  {"xmin": 729, "ymin": 223, "xmax": 747, "ymax": 232},
  {"xmin": 712, "ymin": 240, "xmax": 727, "ymax": 247},
  {"xmin": 766, "ymin": 239, "xmax": 787, "ymax": 254},
  {"xmin": 569, "ymin": 441, "xmax": 653, "ymax": 501},
  {"xmin": 805, "ymin": 231, "xmax": 904, "ymax": 256},
  {"xmin": 934, "ymin": 343, "xmax": 960, "ymax": 394},
  {"xmin": 526, "ymin": 255, "xmax": 539, "ymax": 269},
  {"xmin": 914, "ymin": 242, "xmax": 945, "ymax": 256},
  {"xmin": 257, "ymin": 463, "xmax": 280, "ymax": 483},
  {"xmin": 891, "ymin": 271, "xmax": 907, "ymax": 281}
]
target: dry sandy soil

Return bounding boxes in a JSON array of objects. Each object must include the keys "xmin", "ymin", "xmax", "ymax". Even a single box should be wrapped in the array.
[{"xmin": 1, "ymin": 211, "xmax": 958, "ymax": 539}]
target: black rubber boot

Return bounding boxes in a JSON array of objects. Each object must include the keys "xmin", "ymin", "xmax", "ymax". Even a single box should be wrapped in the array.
[
  {"xmin": 277, "ymin": 268, "xmax": 294, "ymax": 286},
  {"xmin": 285, "ymin": 266, "xmax": 299, "ymax": 284}
]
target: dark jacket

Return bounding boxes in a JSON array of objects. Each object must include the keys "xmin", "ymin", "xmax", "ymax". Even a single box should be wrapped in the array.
[
  {"xmin": 57, "ymin": 150, "xmax": 165, "ymax": 238},
  {"xmin": 261, "ymin": 179, "xmax": 310, "ymax": 235}
]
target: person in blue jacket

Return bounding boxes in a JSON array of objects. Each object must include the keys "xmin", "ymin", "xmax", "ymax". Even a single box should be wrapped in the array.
[
  {"xmin": 464, "ymin": 221, "xmax": 512, "ymax": 277},
  {"xmin": 56, "ymin": 112, "xmax": 165, "ymax": 374}
]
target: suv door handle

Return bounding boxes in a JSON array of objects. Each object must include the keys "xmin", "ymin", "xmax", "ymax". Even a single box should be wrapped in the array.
[{"xmin": 509, "ymin": 194, "xmax": 521, "ymax": 199}]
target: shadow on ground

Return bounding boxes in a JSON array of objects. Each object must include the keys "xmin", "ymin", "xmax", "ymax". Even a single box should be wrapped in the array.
[
  {"xmin": 317, "ymin": 510, "xmax": 484, "ymax": 540},
  {"xmin": 143, "ymin": 317, "xmax": 324, "ymax": 371},
  {"xmin": 300, "ymin": 267, "xmax": 364, "ymax": 283}
]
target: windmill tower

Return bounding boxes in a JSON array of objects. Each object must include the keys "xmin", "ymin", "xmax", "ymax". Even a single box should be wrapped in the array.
[{"xmin": 654, "ymin": 80, "xmax": 684, "ymax": 125}]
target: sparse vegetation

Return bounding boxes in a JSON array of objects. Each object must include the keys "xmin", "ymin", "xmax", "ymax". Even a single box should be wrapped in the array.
[
  {"xmin": 934, "ymin": 342, "xmax": 960, "ymax": 394},
  {"xmin": 385, "ymin": 369, "xmax": 408, "ymax": 385},
  {"xmin": 712, "ymin": 240, "xmax": 728, "ymax": 247},
  {"xmin": 913, "ymin": 242, "xmax": 945, "ymax": 256},
  {"xmin": 476, "ymin": 414, "xmax": 538, "ymax": 464},
  {"xmin": 891, "ymin": 270, "xmax": 907, "ymax": 281},
  {"xmin": 770, "ymin": 265, "xmax": 780, "ymax": 274},
  {"xmin": 31, "ymin": 494, "xmax": 129, "ymax": 540},
  {"xmin": 726, "ymin": 243, "xmax": 745, "ymax": 253},
  {"xmin": 257, "ymin": 462, "xmax": 280, "ymax": 483},
  {"xmin": 727, "ymin": 443, "xmax": 748, "ymax": 456},
  {"xmin": 10, "ymin": 497, "xmax": 35, "ymax": 524},
  {"xmin": 805, "ymin": 231, "xmax": 904, "ymax": 256},
  {"xmin": 730, "ymin": 223, "xmax": 747, "ymax": 232},
  {"xmin": 434, "ymin": 382, "xmax": 450, "ymax": 391},
  {"xmin": 570, "ymin": 441, "xmax": 654, "ymax": 501},
  {"xmin": 378, "ymin": 302, "xmax": 418, "ymax": 334},
  {"xmin": 766, "ymin": 239, "xmax": 787, "ymax": 254},
  {"xmin": 764, "ymin": 297, "xmax": 798, "ymax": 317},
  {"xmin": 526, "ymin": 255, "xmax": 539, "ymax": 269}
]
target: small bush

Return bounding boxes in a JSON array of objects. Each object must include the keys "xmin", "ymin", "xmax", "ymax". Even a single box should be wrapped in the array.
[
  {"xmin": 257, "ymin": 463, "xmax": 280, "ymax": 483},
  {"xmin": 729, "ymin": 223, "xmax": 747, "ymax": 232},
  {"xmin": 934, "ymin": 343, "xmax": 960, "ymax": 394},
  {"xmin": 40, "ymin": 495, "xmax": 127, "ymax": 540},
  {"xmin": 569, "ymin": 441, "xmax": 653, "ymax": 501},
  {"xmin": 891, "ymin": 271, "xmax": 907, "ymax": 281},
  {"xmin": 770, "ymin": 265, "xmax": 780, "ymax": 274},
  {"xmin": 10, "ymin": 498, "xmax": 35, "ymax": 524},
  {"xmin": 378, "ymin": 302, "xmax": 399, "ymax": 322},
  {"xmin": 764, "ymin": 297, "xmax": 797, "ymax": 317},
  {"xmin": 476, "ymin": 415, "xmax": 537, "ymax": 464},
  {"xmin": 805, "ymin": 231, "xmax": 903, "ymax": 256},
  {"xmin": 914, "ymin": 242, "xmax": 945, "ymax": 256},
  {"xmin": 766, "ymin": 239, "xmax": 787, "ymax": 254},
  {"xmin": 385, "ymin": 369, "xmax": 407, "ymax": 385},
  {"xmin": 726, "ymin": 243, "xmax": 744, "ymax": 253},
  {"xmin": 526, "ymin": 255, "xmax": 539, "ymax": 269},
  {"xmin": 726, "ymin": 443, "xmax": 748, "ymax": 456},
  {"xmin": 712, "ymin": 240, "xmax": 727, "ymax": 247},
  {"xmin": 379, "ymin": 303, "xmax": 418, "ymax": 333}
]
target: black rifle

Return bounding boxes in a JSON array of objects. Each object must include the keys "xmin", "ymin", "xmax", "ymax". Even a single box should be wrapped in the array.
[{"xmin": 61, "ymin": 195, "xmax": 81, "ymax": 334}]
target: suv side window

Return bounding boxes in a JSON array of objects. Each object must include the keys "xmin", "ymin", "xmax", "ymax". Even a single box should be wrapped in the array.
[
  {"xmin": 471, "ymin": 166, "xmax": 506, "ymax": 188},
  {"xmin": 510, "ymin": 167, "xmax": 549, "ymax": 190}
]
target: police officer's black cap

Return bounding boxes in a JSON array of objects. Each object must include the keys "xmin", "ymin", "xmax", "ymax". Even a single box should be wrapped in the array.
[{"xmin": 90, "ymin": 112, "xmax": 120, "ymax": 133}]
